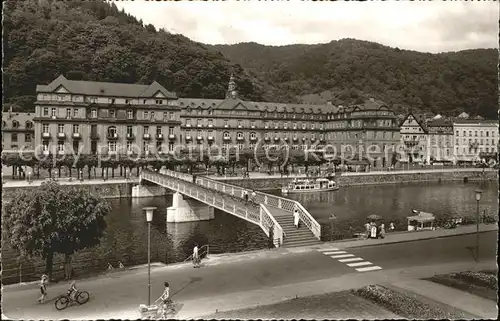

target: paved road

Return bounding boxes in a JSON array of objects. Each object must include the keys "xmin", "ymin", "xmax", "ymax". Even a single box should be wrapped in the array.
[{"xmin": 2, "ymin": 231, "xmax": 497, "ymax": 320}]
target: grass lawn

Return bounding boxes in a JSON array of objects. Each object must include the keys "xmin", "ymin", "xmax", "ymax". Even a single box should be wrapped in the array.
[{"xmin": 202, "ymin": 290, "xmax": 399, "ymax": 320}]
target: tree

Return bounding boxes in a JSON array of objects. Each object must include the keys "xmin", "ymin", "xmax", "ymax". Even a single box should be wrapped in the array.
[{"xmin": 2, "ymin": 181, "xmax": 111, "ymax": 278}]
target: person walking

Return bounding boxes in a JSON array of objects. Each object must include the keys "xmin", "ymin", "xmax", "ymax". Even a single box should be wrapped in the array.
[
  {"xmin": 389, "ymin": 222, "xmax": 395, "ymax": 232},
  {"xmin": 244, "ymin": 190, "xmax": 249, "ymax": 202},
  {"xmin": 293, "ymin": 209, "xmax": 300, "ymax": 229},
  {"xmin": 364, "ymin": 222, "xmax": 371, "ymax": 239},
  {"xmin": 379, "ymin": 223, "xmax": 386, "ymax": 239},
  {"xmin": 192, "ymin": 244, "xmax": 200, "ymax": 268},
  {"xmin": 38, "ymin": 274, "xmax": 49, "ymax": 303}
]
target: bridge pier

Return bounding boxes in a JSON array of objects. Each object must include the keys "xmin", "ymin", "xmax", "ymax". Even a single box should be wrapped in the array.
[
  {"xmin": 167, "ymin": 192, "xmax": 215, "ymax": 223},
  {"xmin": 131, "ymin": 184, "xmax": 169, "ymax": 198}
]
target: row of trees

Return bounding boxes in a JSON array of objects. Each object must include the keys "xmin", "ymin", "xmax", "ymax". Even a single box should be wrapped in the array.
[{"xmin": 2, "ymin": 148, "xmax": 375, "ymax": 179}]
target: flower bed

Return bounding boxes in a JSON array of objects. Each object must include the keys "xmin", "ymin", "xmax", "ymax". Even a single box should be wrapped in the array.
[
  {"xmin": 353, "ymin": 285, "xmax": 468, "ymax": 319},
  {"xmin": 427, "ymin": 270, "xmax": 498, "ymax": 301},
  {"xmin": 453, "ymin": 271, "xmax": 498, "ymax": 290}
]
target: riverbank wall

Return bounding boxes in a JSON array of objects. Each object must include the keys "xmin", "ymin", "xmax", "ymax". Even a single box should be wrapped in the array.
[
  {"xmin": 2, "ymin": 180, "xmax": 138, "ymax": 200},
  {"xmin": 215, "ymin": 170, "xmax": 497, "ymax": 191}
]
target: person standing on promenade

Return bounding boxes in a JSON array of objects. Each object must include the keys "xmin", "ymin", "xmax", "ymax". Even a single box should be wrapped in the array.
[
  {"xmin": 193, "ymin": 244, "xmax": 200, "ymax": 268},
  {"xmin": 389, "ymin": 222, "xmax": 395, "ymax": 232},
  {"xmin": 293, "ymin": 209, "xmax": 300, "ymax": 229},
  {"xmin": 37, "ymin": 274, "xmax": 49, "ymax": 303}
]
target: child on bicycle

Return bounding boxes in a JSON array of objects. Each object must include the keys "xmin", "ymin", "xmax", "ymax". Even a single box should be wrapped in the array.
[{"xmin": 67, "ymin": 281, "xmax": 78, "ymax": 301}]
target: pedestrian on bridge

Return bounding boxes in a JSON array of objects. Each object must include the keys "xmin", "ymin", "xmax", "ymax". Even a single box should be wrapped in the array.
[
  {"xmin": 193, "ymin": 244, "xmax": 200, "ymax": 268},
  {"xmin": 243, "ymin": 190, "xmax": 249, "ymax": 202},
  {"xmin": 293, "ymin": 209, "xmax": 300, "ymax": 229}
]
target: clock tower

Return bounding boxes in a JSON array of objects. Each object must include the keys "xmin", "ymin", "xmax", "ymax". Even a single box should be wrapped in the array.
[{"xmin": 226, "ymin": 74, "xmax": 238, "ymax": 99}]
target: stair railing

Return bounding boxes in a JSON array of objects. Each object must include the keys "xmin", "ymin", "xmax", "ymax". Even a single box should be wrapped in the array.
[
  {"xmin": 260, "ymin": 204, "xmax": 284, "ymax": 247},
  {"xmin": 194, "ymin": 175, "xmax": 321, "ymax": 240}
]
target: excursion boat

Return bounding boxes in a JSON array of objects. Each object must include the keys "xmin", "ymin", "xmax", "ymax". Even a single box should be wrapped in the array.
[{"xmin": 281, "ymin": 178, "xmax": 339, "ymax": 194}]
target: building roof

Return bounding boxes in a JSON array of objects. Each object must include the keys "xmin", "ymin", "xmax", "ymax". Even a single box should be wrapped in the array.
[
  {"xmin": 427, "ymin": 119, "xmax": 452, "ymax": 127},
  {"xmin": 2, "ymin": 112, "xmax": 35, "ymax": 130},
  {"xmin": 453, "ymin": 119, "xmax": 499, "ymax": 125},
  {"xmin": 400, "ymin": 112, "xmax": 428, "ymax": 132},
  {"xmin": 36, "ymin": 75, "xmax": 177, "ymax": 99},
  {"xmin": 457, "ymin": 112, "xmax": 469, "ymax": 118}
]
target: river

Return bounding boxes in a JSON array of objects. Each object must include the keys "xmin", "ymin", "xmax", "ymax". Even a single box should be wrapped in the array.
[{"xmin": 2, "ymin": 180, "xmax": 498, "ymax": 284}]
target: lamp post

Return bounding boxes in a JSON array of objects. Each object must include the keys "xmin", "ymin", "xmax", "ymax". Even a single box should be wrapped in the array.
[
  {"xmin": 474, "ymin": 189, "xmax": 482, "ymax": 262},
  {"xmin": 143, "ymin": 207, "xmax": 156, "ymax": 305},
  {"xmin": 329, "ymin": 214, "xmax": 337, "ymax": 241}
]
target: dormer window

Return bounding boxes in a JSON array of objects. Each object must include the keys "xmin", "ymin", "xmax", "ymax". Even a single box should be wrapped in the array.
[
  {"xmin": 156, "ymin": 99, "xmax": 163, "ymax": 105},
  {"xmin": 126, "ymin": 99, "xmax": 131, "ymax": 104}
]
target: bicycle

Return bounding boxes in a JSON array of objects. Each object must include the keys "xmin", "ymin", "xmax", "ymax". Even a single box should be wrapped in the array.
[
  {"xmin": 138, "ymin": 298, "xmax": 177, "ymax": 319},
  {"xmin": 54, "ymin": 290, "xmax": 90, "ymax": 310}
]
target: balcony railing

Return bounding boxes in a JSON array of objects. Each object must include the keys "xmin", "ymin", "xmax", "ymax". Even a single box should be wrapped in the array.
[
  {"xmin": 156, "ymin": 134, "xmax": 164, "ymax": 140},
  {"xmin": 107, "ymin": 133, "xmax": 118, "ymax": 140},
  {"xmin": 57, "ymin": 132, "xmax": 66, "ymax": 139},
  {"xmin": 143, "ymin": 133, "xmax": 151, "ymax": 140},
  {"xmin": 168, "ymin": 134, "xmax": 176, "ymax": 140},
  {"xmin": 42, "ymin": 132, "xmax": 51, "ymax": 139},
  {"xmin": 72, "ymin": 132, "xmax": 81, "ymax": 140}
]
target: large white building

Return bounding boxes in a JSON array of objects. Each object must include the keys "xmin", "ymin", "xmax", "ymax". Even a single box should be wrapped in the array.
[{"xmin": 453, "ymin": 120, "xmax": 499, "ymax": 163}]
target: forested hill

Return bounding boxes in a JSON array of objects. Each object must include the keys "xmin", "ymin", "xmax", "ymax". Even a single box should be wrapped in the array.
[
  {"xmin": 213, "ymin": 40, "xmax": 498, "ymax": 118},
  {"xmin": 3, "ymin": 0, "xmax": 271, "ymax": 111}
]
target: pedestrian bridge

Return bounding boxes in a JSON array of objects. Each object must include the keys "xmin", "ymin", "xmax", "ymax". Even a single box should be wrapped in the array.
[{"xmin": 140, "ymin": 169, "xmax": 322, "ymax": 248}]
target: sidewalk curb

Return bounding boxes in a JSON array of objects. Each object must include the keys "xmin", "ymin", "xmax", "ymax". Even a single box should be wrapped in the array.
[{"xmin": 339, "ymin": 229, "xmax": 498, "ymax": 250}]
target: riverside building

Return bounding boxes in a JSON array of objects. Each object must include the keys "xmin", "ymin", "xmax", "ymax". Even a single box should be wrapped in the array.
[
  {"xmin": 426, "ymin": 119, "xmax": 454, "ymax": 163},
  {"xmin": 34, "ymin": 75, "xmax": 182, "ymax": 156},
  {"xmin": 453, "ymin": 120, "xmax": 499, "ymax": 163},
  {"xmin": 32, "ymin": 75, "xmax": 401, "ymax": 168},
  {"xmin": 399, "ymin": 113, "xmax": 428, "ymax": 163},
  {"xmin": 1, "ymin": 108, "xmax": 35, "ymax": 153}
]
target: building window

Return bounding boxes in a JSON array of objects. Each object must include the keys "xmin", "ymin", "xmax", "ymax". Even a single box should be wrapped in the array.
[
  {"xmin": 143, "ymin": 142, "xmax": 150, "ymax": 153},
  {"xmin": 237, "ymin": 132, "xmax": 243, "ymax": 139},
  {"xmin": 156, "ymin": 141, "xmax": 162, "ymax": 152},
  {"xmin": 250, "ymin": 121, "xmax": 255, "ymax": 128},
  {"xmin": 238, "ymin": 120, "xmax": 242, "ymax": 128},
  {"xmin": 91, "ymin": 109, "xmax": 97, "ymax": 118},
  {"xmin": 475, "ymin": 131, "xmax": 477, "ymax": 137},
  {"xmin": 25, "ymin": 133, "xmax": 32, "ymax": 142},
  {"xmin": 186, "ymin": 119, "xmax": 191, "ymax": 126},
  {"xmin": 169, "ymin": 112, "xmax": 174, "ymax": 120},
  {"xmin": 250, "ymin": 132, "xmax": 256, "ymax": 140},
  {"xmin": 224, "ymin": 119, "xmax": 229, "ymax": 127},
  {"xmin": 144, "ymin": 111, "xmax": 149, "ymax": 119},
  {"xmin": 72, "ymin": 124, "xmax": 79, "ymax": 134},
  {"xmin": 486, "ymin": 131, "xmax": 489, "ymax": 137},
  {"xmin": 127, "ymin": 125, "xmax": 133, "ymax": 136},
  {"xmin": 66, "ymin": 108, "xmax": 71, "ymax": 118},
  {"xmin": 109, "ymin": 98, "xmax": 115, "ymax": 104},
  {"xmin": 208, "ymin": 119, "xmax": 213, "ymax": 127},
  {"xmin": 43, "ymin": 141, "xmax": 49, "ymax": 151},
  {"xmin": 456, "ymin": 130, "xmax": 459, "ymax": 136},
  {"xmin": 144, "ymin": 126, "xmax": 149, "ymax": 135},
  {"xmin": 58, "ymin": 124, "xmax": 64, "ymax": 133},
  {"xmin": 126, "ymin": 99, "xmax": 131, "ymax": 104},
  {"xmin": 198, "ymin": 119, "xmax": 202, "ymax": 126},
  {"xmin": 127, "ymin": 141, "xmax": 133, "ymax": 152},
  {"xmin": 169, "ymin": 143, "xmax": 174, "ymax": 151},
  {"xmin": 43, "ymin": 124, "xmax": 49, "ymax": 133},
  {"xmin": 108, "ymin": 141, "xmax": 117, "ymax": 153},
  {"xmin": 91, "ymin": 141, "xmax": 97, "ymax": 154},
  {"xmin": 168, "ymin": 127, "xmax": 174, "ymax": 135},
  {"xmin": 156, "ymin": 99, "xmax": 163, "ymax": 105},
  {"xmin": 107, "ymin": 126, "xmax": 117, "ymax": 137},
  {"xmin": 58, "ymin": 141, "xmax": 64, "ymax": 152},
  {"xmin": 223, "ymin": 131, "xmax": 230, "ymax": 139},
  {"xmin": 11, "ymin": 133, "xmax": 18, "ymax": 142},
  {"xmin": 43, "ymin": 108, "xmax": 49, "ymax": 116},
  {"xmin": 51, "ymin": 108, "xmax": 57, "ymax": 117},
  {"xmin": 73, "ymin": 108, "xmax": 78, "ymax": 117},
  {"xmin": 73, "ymin": 141, "xmax": 80, "ymax": 154},
  {"xmin": 109, "ymin": 109, "xmax": 116, "ymax": 118},
  {"xmin": 163, "ymin": 112, "xmax": 168, "ymax": 121},
  {"xmin": 156, "ymin": 126, "xmax": 162, "ymax": 136},
  {"xmin": 150, "ymin": 111, "xmax": 155, "ymax": 120}
]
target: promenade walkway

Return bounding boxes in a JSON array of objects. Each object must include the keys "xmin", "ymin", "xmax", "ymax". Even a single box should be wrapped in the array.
[{"xmin": 2, "ymin": 177, "xmax": 139, "ymax": 187}]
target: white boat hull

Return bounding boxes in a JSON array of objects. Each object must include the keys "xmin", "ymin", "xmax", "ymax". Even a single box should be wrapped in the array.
[{"xmin": 282, "ymin": 186, "xmax": 340, "ymax": 194}]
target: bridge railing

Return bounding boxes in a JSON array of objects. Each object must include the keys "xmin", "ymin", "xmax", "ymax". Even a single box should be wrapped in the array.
[
  {"xmin": 159, "ymin": 169, "xmax": 193, "ymax": 182},
  {"xmin": 260, "ymin": 204, "xmax": 284, "ymax": 247},
  {"xmin": 195, "ymin": 176, "xmax": 321, "ymax": 240},
  {"xmin": 142, "ymin": 169, "xmax": 282, "ymax": 244}
]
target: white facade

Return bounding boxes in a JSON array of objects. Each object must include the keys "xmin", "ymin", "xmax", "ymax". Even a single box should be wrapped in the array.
[
  {"xmin": 399, "ymin": 113, "xmax": 428, "ymax": 163},
  {"xmin": 453, "ymin": 120, "xmax": 499, "ymax": 163},
  {"xmin": 427, "ymin": 120, "xmax": 453, "ymax": 163}
]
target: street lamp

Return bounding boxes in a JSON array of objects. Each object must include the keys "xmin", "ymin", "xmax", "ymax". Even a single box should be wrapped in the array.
[
  {"xmin": 474, "ymin": 189, "xmax": 482, "ymax": 261},
  {"xmin": 143, "ymin": 207, "xmax": 156, "ymax": 305},
  {"xmin": 329, "ymin": 214, "xmax": 337, "ymax": 241}
]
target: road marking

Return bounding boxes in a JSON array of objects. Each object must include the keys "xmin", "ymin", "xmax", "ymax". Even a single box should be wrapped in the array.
[
  {"xmin": 338, "ymin": 257, "xmax": 364, "ymax": 263},
  {"xmin": 322, "ymin": 251, "xmax": 347, "ymax": 255},
  {"xmin": 330, "ymin": 254, "xmax": 355, "ymax": 259},
  {"xmin": 317, "ymin": 248, "xmax": 339, "ymax": 252},
  {"xmin": 356, "ymin": 266, "xmax": 382, "ymax": 272},
  {"xmin": 347, "ymin": 261, "xmax": 373, "ymax": 267}
]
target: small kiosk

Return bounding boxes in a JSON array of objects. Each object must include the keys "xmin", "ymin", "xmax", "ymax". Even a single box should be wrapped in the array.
[{"xmin": 407, "ymin": 210, "xmax": 436, "ymax": 231}]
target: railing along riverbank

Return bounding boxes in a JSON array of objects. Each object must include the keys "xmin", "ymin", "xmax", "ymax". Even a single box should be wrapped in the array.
[
  {"xmin": 142, "ymin": 169, "xmax": 283, "ymax": 246},
  {"xmin": 194, "ymin": 175, "xmax": 321, "ymax": 240}
]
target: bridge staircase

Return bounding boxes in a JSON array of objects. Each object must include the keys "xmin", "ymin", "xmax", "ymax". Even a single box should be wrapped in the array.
[
  {"xmin": 140, "ymin": 169, "xmax": 322, "ymax": 248},
  {"xmin": 270, "ymin": 207, "xmax": 321, "ymax": 248}
]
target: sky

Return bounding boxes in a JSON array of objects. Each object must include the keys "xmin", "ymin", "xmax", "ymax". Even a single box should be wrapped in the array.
[{"xmin": 113, "ymin": 0, "xmax": 499, "ymax": 53}]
